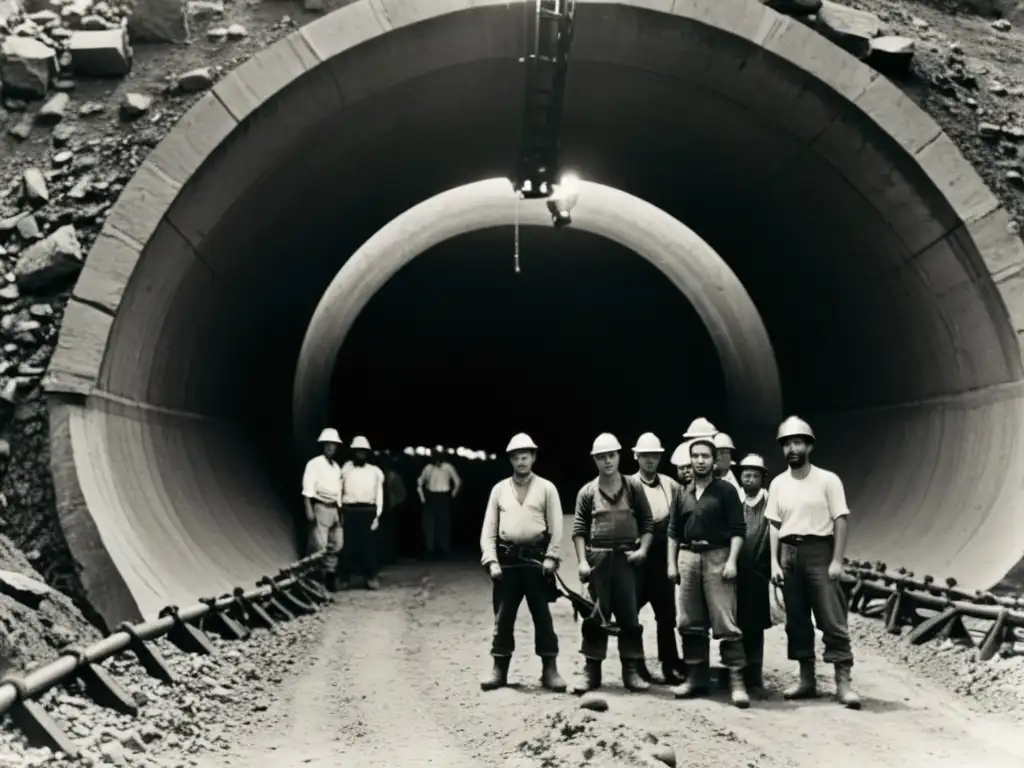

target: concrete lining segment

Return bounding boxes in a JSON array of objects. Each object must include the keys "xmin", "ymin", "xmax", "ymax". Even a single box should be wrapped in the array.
[
  {"xmin": 293, "ymin": 179, "xmax": 784, "ymax": 446},
  {"xmin": 40, "ymin": 0, "xmax": 1024, "ymax": 625}
]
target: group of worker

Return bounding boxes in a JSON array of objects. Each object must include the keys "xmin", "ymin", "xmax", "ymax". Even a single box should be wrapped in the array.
[{"xmin": 478, "ymin": 416, "xmax": 861, "ymax": 710}]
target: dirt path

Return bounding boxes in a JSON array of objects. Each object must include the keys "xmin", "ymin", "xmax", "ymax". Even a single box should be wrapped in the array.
[{"xmin": 190, "ymin": 562, "xmax": 1024, "ymax": 768}]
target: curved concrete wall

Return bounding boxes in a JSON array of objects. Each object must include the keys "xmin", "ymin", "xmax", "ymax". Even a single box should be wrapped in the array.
[{"xmin": 42, "ymin": 0, "xmax": 1024, "ymax": 625}]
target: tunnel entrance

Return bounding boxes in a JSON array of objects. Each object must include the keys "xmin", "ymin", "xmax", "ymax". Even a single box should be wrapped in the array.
[{"xmin": 46, "ymin": 0, "xmax": 1024, "ymax": 628}]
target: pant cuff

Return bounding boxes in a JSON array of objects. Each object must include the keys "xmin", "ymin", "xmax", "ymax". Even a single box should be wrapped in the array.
[{"xmin": 825, "ymin": 655, "xmax": 855, "ymax": 666}]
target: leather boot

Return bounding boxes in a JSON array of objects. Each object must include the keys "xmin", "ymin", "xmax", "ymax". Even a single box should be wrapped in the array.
[
  {"xmin": 660, "ymin": 661, "xmax": 682, "ymax": 686},
  {"xmin": 621, "ymin": 660, "xmax": 650, "ymax": 692},
  {"xmin": 481, "ymin": 656, "xmax": 512, "ymax": 691},
  {"xmin": 783, "ymin": 659, "xmax": 817, "ymax": 700},
  {"xmin": 577, "ymin": 659, "xmax": 602, "ymax": 693},
  {"xmin": 834, "ymin": 662, "xmax": 862, "ymax": 710},
  {"xmin": 672, "ymin": 663, "xmax": 709, "ymax": 698},
  {"xmin": 743, "ymin": 664, "xmax": 764, "ymax": 690},
  {"xmin": 540, "ymin": 657, "xmax": 567, "ymax": 692},
  {"xmin": 729, "ymin": 669, "xmax": 750, "ymax": 709}
]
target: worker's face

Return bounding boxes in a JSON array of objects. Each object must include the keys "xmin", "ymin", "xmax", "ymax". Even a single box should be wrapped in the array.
[
  {"xmin": 715, "ymin": 448, "xmax": 732, "ymax": 472},
  {"xmin": 740, "ymin": 469, "xmax": 764, "ymax": 494},
  {"xmin": 323, "ymin": 442, "xmax": 338, "ymax": 459},
  {"xmin": 509, "ymin": 449, "xmax": 535, "ymax": 476},
  {"xmin": 593, "ymin": 450, "xmax": 619, "ymax": 476},
  {"xmin": 353, "ymin": 449, "xmax": 369, "ymax": 465},
  {"xmin": 635, "ymin": 452, "xmax": 662, "ymax": 476},
  {"xmin": 690, "ymin": 443, "xmax": 714, "ymax": 479},
  {"xmin": 677, "ymin": 464, "xmax": 693, "ymax": 484},
  {"xmin": 781, "ymin": 437, "xmax": 812, "ymax": 468}
]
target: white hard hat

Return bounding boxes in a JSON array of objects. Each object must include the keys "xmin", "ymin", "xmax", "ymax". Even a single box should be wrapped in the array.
[
  {"xmin": 738, "ymin": 453, "xmax": 768, "ymax": 472},
  {"xmin": 683, "ymin": 417, "xmax": 718, "ymax": 439},
  {"xmin": 632, "ymin": 432, "xmax": 664, "ymax": 454},
  {"xmin": 590, "ymin": 433, "xmax": 622, "ymax": 455},
  {"xmin": 506, "ymin": 432, "xmax": 539, "ymax": 453},
  {"xmin": 317, "ymin": 428, "xmax": 343, "ymax": 444},
  {"xmin": 777, "ymin": 415, "xmax": 815, "ymax": 444},
  {"xmin": 669, "ymin": 441, "xmax": 692, "ymax": 467},
  {"xmin": 713, "ymin": 432, "xmax": 735, "ymax": 451},
  {"xmin": 350, "ymin": 435, "xmax": 371, "ymax": 451}
]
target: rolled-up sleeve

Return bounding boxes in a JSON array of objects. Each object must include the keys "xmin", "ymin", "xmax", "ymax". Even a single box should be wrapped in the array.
[
  {"xmin": 826, "ymin": 473, "xmax": 851, "ymax": 519},
  {"xmin": 543, "ymin": 481, "xmax": 564, "ymax": 561}
]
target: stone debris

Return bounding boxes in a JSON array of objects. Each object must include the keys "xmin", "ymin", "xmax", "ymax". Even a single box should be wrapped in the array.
[
  {"xmin": 118, "ymin": 91, "xmax": 151, "ymax": 121},
  {"xmin": 173, "ymin": 65, "xmax": 213, "ymax": 93},
  {"xmin": 867, "ymin": 35, "xmax": 916, "ymax": 78},
  {"xmin": 13, "ymin": 224, "xmax": 83, "ymax": 294},
  {"xmin": 68, "ymin": 28, "xmax": 133, "ymax": 78},
  {"xmin": 36, "ymin": 90, "xmax": 69, "ymax": 122},
  {"xmin": 127, "ymin": 0, "xmax": 189, "ymax": 44},
  {"xmin": 815, "ymin": 1, "xmax": 883, "ymax": 59},
  {"xmin": 1, "ymin": 35, "xmax": 57, "ymax": 99}
]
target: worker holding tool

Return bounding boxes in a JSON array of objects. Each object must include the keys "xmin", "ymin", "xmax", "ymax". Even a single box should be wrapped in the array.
[
  {"xmin": 766, "ymin": 416, "xmax": 861, "ymax": 709},
  {"xmin": 301, "ymin": 428, "xmax": 345, "ymax": 591},
  {"xmin": 572, "ymin": 433, "xmax": 655, "ymax": 693},
  {"xmin": 670, "ymin": 440, "xmax": 694, "ymax": 492},
  {"xmin": 668, "ymin": 418, "xmax": 750, "ymax": 708},
  {"xmin": 735, "ymin": 453, "xmax": 773, "ymax": 692},
  {"xmin": 630, "ymin": 432, "xmax": 684, "ymax": 685},
  {"xmin": 714, "ymin": 432, "xmax": 743, "ymax": 495},
  {"xmin": 337, "ymin": 436, "xmax": 385, "ymax": 591},
  {"xmin": 417, "ymin": 449, "xmax": 463, "ymax": 560},
  {"xmin": 479, "ymin": 433, "xmax": 567, "ymax": 693}
]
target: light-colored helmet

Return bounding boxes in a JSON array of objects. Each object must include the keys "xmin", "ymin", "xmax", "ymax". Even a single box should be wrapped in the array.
[
  {"xmin": 683, "ymin": 417, "xmax": 718, "ymax": 439},
  {"xmin": 317, "ymin": 428, "xmax": 343, "ymax": 444},
  {"xmin": 506, "ymin": 432, "xmax": 539, "ymax": 453},
  {"xmin": 669, "ymin": 441, "xmax": 692, "ymax": 467},
  {"xmin": 632, "ymin": 432, "xmax": 664, "ymax": 454},
  {"xmin": 738, "ymin": 453, "xmax": 767, "ymax": 472},
  {"xmin": 777, "ymin": 415, "xmax": 815, "ymax": 444},
  {"xmin": 590, "ymin": 433, "xmax": 622, "ymax": 455},
  {"xmin": 350, "ymin": 435, "xmax": 371, "ymax": 451},
  {"xmin": 713, "ymin": 432, "xmax": 735, "ymax": 451}
]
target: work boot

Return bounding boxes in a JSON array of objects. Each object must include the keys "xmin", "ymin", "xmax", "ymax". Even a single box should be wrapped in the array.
[
  {"xmin": 540, "ymin": 657, "xmax": 567, "ymax": 692},
  {"xmin": 672, "ymin": 663, "xmax": 710, "ymax": 698},
  {"xmin": 729, "ymin": 669, "xmax": 751, "ymax": 709},
  {"xmin": 743, "ymin": 663, "xmax": 764, "ymax": 690},
  {"xmin": 481, "ymin": 656, "xmax": 511, "ymax": 691},
  {"xmin": 834, "ymin": 663, "xmax": 862, "ymax": 710},
  {"xmin": 621, "ymin": 660, "xmax": 650, "ymax": 692},
  {"xmin": 660, "ymin": 661, "xmax": 682, "ymax": 686},
  {"xmin": 783, "ymin": 660, "xmax": 817, "ymax": 700},
  {"xmin": 366, "ymin": 577, "xmax": 381, "ymax": 591},
  {"xmin": 323, "ymin": 573, "xmax": 338, "ymax": 593},
  {"xmin": 635, "ymin": 659, "xmax": 654, "ymax": 684},
  {"xmin": 577, "ymin": 660, "xmax": 602, "ymax": 693}
]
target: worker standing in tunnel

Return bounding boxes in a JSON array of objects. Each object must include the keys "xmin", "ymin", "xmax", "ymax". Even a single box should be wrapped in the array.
[
  {"xmin": 668, "ymin": 420, "xmax": 750, "ymax": 708},
  {"xmin": 479, "ymin": 433, "xmax": 567, "ymax": 693},
  {"xmin": 767, "ymin": 416, "xmax": 861, "ymax": 710},
  {"xmin": 629, "ymin": 432, "xmax": 684, "ymax": 685},
  {"xmin": 735, "ymin": 453, "xmax": 773, "ymax": 693},
  {"xmin": 337, "ymin": 436, "xmax": 386, "ymax": 591},
  {"xmin": 301, "ymin": 428, "xmax": 345, "ymax": 591},
  {"xmin": 417, "ymin": 449, "xmax": 463, "ymax": 560},
  {"xmin": 714, "ymin": 432, "xmax": 743, "ymax": 495},
  {"xmin": 572, "ymin": 433, "xmax": 655, "ymax": 694},
  {"xmin": 670, "ymin": 440, "xmax": 694, "ymax": 492}
]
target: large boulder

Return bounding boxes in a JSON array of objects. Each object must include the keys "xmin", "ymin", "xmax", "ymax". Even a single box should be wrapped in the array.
[
  {"xmin": 815, "ymin": 1, "xmax": 883, "ymax": 59},
  {"xmin": 0, "ymin": 36, "xmax": 57, "ymax": 99},
  {"xmin": 127, "ymin": 0, "xmax": 190, "ymax": 43}
]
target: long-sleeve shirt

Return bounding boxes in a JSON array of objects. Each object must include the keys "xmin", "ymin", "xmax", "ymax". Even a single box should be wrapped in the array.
[
  {"xmin": 340, "ymin": 461, "xmax": 385, "ymax": 517},
  {"xmin": 479, "ymin": 474, "xmax": 564, "ymax": 566},
  {"xmin": 764, "ymin": 466, "xmax": 849, "ymax": 538},
  {"xmin": 572, "ymin": 475, "xmax": 654, "ymax": 547},
  {"xmin": 668, "ymin": 477, "xmax": 746, "ymax": 546},
  {"xmin": 302, "ymin": 455, "xmax": 342, "ymax": 506}
]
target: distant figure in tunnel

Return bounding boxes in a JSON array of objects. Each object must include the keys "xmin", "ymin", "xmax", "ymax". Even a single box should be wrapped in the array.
[
  {"xmin": 668, "ymin": 418, "xmax": 749, "ymax": 708},
  {"xmin": 417, "ymin": 450, "xmax": 463, "ymax": 560},
  {"xmin": 670, "ymin": 440, "xmax": 694, "ymax": 493},
  {"xmin": 735, "ymin": 453, "xmax": 773, "ymax": 693},
  {"xmin": 337, "ymin": 436, "xmax": 386, "ymax": 591},
  {"xmin": 767, "ymin": 416, "xmax": 861, "ymax": 710},
  {"xmin": 301, "ymin": 428, "xmax": 345, "ymax": 591},
  {"xmin": 479, "ymin": 433, "xmax": 567, "ymax": 693},
  {"xmin": 714, "ymin": 432, "xmax": 743, "ymax": 495},
  {"xmin": 629, "ymin": 432, "xmax": 684, "ymax": 685},
  {"xmin": 572, "ymin": 433, "xmax": 654, "ymax": 694}
]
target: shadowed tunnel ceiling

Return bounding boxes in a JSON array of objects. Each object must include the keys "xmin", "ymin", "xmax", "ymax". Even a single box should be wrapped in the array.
[{"xmin": 41, "ymin": 0, "xmax": 1024, "ymax": 626}]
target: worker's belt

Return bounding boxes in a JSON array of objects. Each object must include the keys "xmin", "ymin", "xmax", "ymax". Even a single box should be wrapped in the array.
[
  {"xmin": 780, "ymin": 534, "xmax": 834, "ymax": 546},
  {"xmin": 680, "ymin": 540, "xmax": 728, "ymax": 553},
  {"xmin": 586, "ymin": 541, "xmax": 639, "ymax": 554},
  {"xmin": 311, "ymin": 499, "xmax": 339, "ymax": 508},
  {"xmin": 341, "ymin": 502, "xmax": 376, "ymax": 509},
  {"xmin": 497, "ymin": 535, "xmax": 551, "ymax": 562}
]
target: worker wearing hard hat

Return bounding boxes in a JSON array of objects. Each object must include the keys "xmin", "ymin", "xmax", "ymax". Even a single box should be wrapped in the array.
[
  {"xmin": 479, "ymin": 433, "xmax": 567, "ymax": 693},
  {"xmin": 735, "ymin": 453, "xmax": 773, "ymax": 692},
  {"xmin": 572, "ymin": 434, "xmax": 656, "ymax": 693},
  {"xmin": 766, "ymin": 416, "xmax": 860, "ymax": 709},
  {"xmin": 669, "ymin": 441, "xmax": 694, "ymax": 492},
  {"xmin": 713, "ymin": 432, "xmax": 743, "ymax": 495},
  {"xmin": 336, "ymin": 436, "xmax": 386, "ymax": 591},
  {"xmin": 417, "ymin": 449, "xmax": 463, "ymax": 560},
  {"xmin": 301, "ymin": 428, "xmax": 345, "ymax": 591},
  {"xmin": 629, "ymin": 432, "xmax": 684, "ymax": 685},
  {"xmin": 667, "ymin": 418, "xmax": 750, "ymax": 708}
]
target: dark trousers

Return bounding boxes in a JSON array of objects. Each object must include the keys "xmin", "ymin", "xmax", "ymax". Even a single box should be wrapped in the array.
[
  {"xmin": 490, "ymin": 543, "xmax": 559, "ymax": 658},
  {"xmin": 339, "ymin": 504, "xmax": 377, "ymax": 580},
  {"xmin": 581, "ymin": 549, "xmax": 643, "ymax": 661},
  {"xmin": 637, "ymin": 530, "xmax": 680, "ymax": 666},
  {"xmin": 743, "ymin": 629, "xmax": 765, "ymax": 667},
  {"xmin": 736, "ymin": 568, "xmax": 772, "ymax": 667},
  {"xmin": 780, "ymin": 537, "xmax": 854, "ymax": 664},
  {"xmin": 422, "ymin": 492, "xmax": 452, "ymax": 557}
]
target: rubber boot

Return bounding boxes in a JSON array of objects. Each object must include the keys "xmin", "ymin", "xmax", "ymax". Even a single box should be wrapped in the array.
[
  {"xmin": 743, "ymin": 664, "xmax": 764, "ymax": 690},
  {"xmin": 481, "ymin": 656, "xmax": 511, "ymax": 691},
  {"xmin": 729, "ymin": 669, "xmax": 750, "ymax": 709},
  {"xmin": 577, "ymin": 659, "xmax": 602, "ymax": 693},
  {"xmin": 672, "ymin": 663, "xmax": 710, "ymax": 698},
  {"xmin": 834, "ymin": 662, "xmax": 862, "ymax": 710},
  {"xmin": 540, "ymin": 657, "xmax": 567, "ymax": 692},
  {"xmin": 622, "ymin": 660, "xmax": 650, "ymax": 692},
  {"xmin": 783, "ymin": 659, "xmax": 817, "ymax": 700},
  {"xmin": 660, "ymin": 661, "xmax": 682, "ymax": 686}
]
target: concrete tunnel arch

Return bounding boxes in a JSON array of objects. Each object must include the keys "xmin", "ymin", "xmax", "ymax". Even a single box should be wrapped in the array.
[{"xmin": 41, "ymin": 0, "xmax": 1024, "ymax": 627}]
